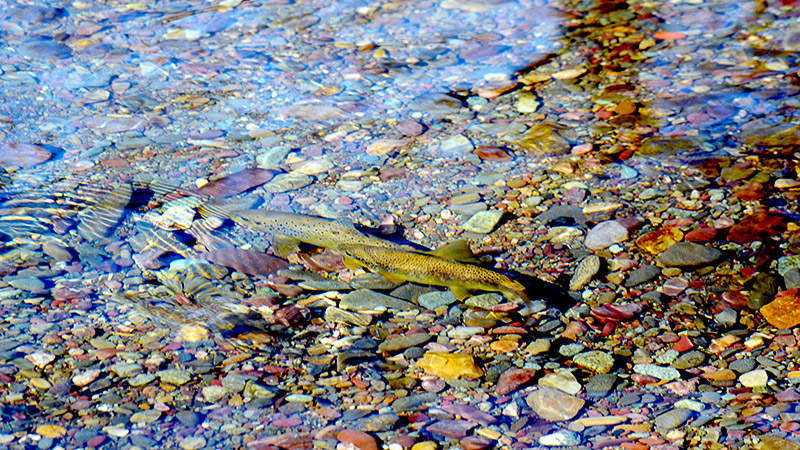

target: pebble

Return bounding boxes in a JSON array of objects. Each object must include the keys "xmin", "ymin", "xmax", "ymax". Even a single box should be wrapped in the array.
[
  {"xmin": 569, "ymin": 255, "xmax": 600, "ymax": 290},
  {"xmin": 439, "ymin": 135, "xmax": 474, "ymax": 154},
  {"xmin": 265, "ymin": 173, "xmax": 312, "ymax": 193},
  {"xmin": 128, "ymin": 374, "xmax": 156, "ymax": 387},
  {"xmin": 625, "ymin": 264, "xmax": 661, "ymax": 286},
  {"xmin": 539, "ymin": 369, "xmax": 582, "ymax": 395},
  {"xmin": 337, "ymin": 429, "xmax": 379, "ymax": 450},
  {"xmin": 110, "ymin": 362, "xmax": 143, "ymax": 378},
  {"xmin": 340, "ymin": 289, "xmax": 418, "ymax": 313},
  {"xmin": 656, "ymin": 242, "xmax": 722, "ymax": 267},
  {"xmin": 464, "ymin": 293, "xmax": 503, "ymax": 309},
  {"xmin": 672, "ymin": 350, "xmax": 706, "ymax": 369},
  {"xmin": 526, "ymin": 386, "xmax": 585, "ymax": 421},
  {"xmin": 35, "ymin": 425, "xmax": 66, "ymax": 438},
  {"xmin": 539, "ymin": 430, "xmax": 581, "ymax": 447},
  {"xmin": 585, "ymin": 220, "xmax": 628, "ymax": 250},
  {"xmin": 291, "ymin": 158, "xmax": 333, "ymax": 175},
  {"xmin": 325, "ymin": 306, "xmax": 372, "ymax": 327},
  {"xmin": 633, "ymin": 364, "xmax": 681, "ymax": 381},
  {"xmin": 9, "ymin": 276, "xmax": 46, "ymax": 292},
  {"xmin": 495, "ymin": 367, "xmax": 536, "ymax": 395},
  {"xmin": 256, "ymin": 145, "xmax": 292, "ymax": 168},
  {"xmin": 25, "ymin": 351, "xmax": 55, "ymax": 369},
  {"xmin": 157, "ymin": 369, "xmax": 192, "ymax": 385},
  {"xmin": 558, "ymin": 343, "xmax": 585, "ymax": 357},
  {"xmin": 179, "ymin": 437, "xmax": 207, "ymax": 450},
  {"xmin": 461, "ymin": 210, "xmax": 504, "ymax": 233},
  {"xmin": 203, "ymin": 385, "xmax": 227, "ymax": 402},
  {"xmin": 418, "ymin": 291, "xmax": 458, "ymax": 310},
  {"xmin": 739, "ymin": 369, "xmax": 768, "ymax": 387},
  {"xmin": 636, "ymin": 227, "xmax": 683, "ymax": 254},
  {"xmin": 573, "ymin": 351, "xmax": 614, "ymax": 373},
  {"xmin": 417, "ymin": 352, "xmax": 482, "ymax": 380},
  {"xmin": 130, "ymin": 410, "xmax": 161, "ymax": 424},
  {"xmin": 379, "ymin": 333, "xmax": 432, "ymax": 352},
  {"xmin": 72, "ymin": 369, "xmax": 101, "ymax": 387},
  {"xmin": 654, "ymin": 408, "xmax": 693, "ymax": 432},
  {"xmin": 760, "ymin": 290, "xmax": 800, "ymax": 329},
  {"xmin": 391, "ymin": 393, "xmax": 438, "ymax": 413}
]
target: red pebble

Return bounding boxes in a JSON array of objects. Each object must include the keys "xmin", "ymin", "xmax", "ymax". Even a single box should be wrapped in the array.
[
  {"xmin": 631, "ymin": 374, "xmax": 659, "ymax": 385},
  {"xmin": 672, "ymin": 335, "xmax": 694, "ymax": 352},
  {"xmin": 87, "ymin": 436, "xmax": 106, "ymax": 447},
  {"xmin": 685, "ymin": 227, "xmax": 717, "ymax": 242},
  {"xmin": 495, "ymin": 367, "xmax": 536, "ymax": 395},
  {"xmin": 474, "ymin": 146, "xmax": 512, "ymax": 161},
  {"xmin": 336, "ymin": 430, "xmax": 378, "ymax": 450}
]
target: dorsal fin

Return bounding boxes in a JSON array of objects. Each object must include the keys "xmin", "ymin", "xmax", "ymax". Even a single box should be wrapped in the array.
[{"xmin": 429, "ymin": 239, "xmax": 480, "ymax": 264}]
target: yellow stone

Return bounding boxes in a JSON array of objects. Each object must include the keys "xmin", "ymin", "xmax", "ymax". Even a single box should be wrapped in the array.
[
  {"xmin": 613, "ymin": 423, "xmax": 651, "ymax": 433},
  {"xmin": 366, "ymin": 139, "xmax": 402, "ymax": 156},
  {"xmin": 417, "ymin": 352, "xmax": 482, "ymax": 380},
  {"xmin": 575, "ymin": 415, "xmax": 628, "ymax": 427},
  {"xmin": 490, "ymin": 340, "xmax": 519, "ymax": 354},
  {"xmin": 709, "ymin": 334, "xmax": 740, "ymax": 353},
  {"xmin": 36, "ymin": 425, "xmax": 66, "ymax": 438},
  {"xmin": 775, "ymin": 179, "xmax": 800, "ymax": 189},
  {"xmin": 552, "ymin": 67, "xmax": 586, "ymax": 80},
  {"xmin": 761, "ymin": 290, "xmax": 800, "ymax": 329},
  {"xmin": 178, "ymin": 324, "xmax": 209, "ymax": 342},
  {"xmin": 411, "ymin": 442, "xmax": 438, "ymax": 450},
  {"xmin": 758, "ymin": 436, "xmax": 800, "ymax": 450},
  {"xmin": 635, "ymin": 227, "xmax": 684, "ymax": 255},
  {"xmin": 31, "ymin": 378, "xmax": 51, "ymax": 390},
  {"xmin": 476, "ymin": 428, "xmax": 502, "ymax": 440}
]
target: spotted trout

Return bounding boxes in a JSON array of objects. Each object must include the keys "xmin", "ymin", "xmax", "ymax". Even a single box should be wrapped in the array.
[
  {"xmin": 338, "ymin": 243, "xmax": 529, "ymax": 303},
  {"xmin": 220, "ymin": 208, "xmax": 478, "ymax": 263}
]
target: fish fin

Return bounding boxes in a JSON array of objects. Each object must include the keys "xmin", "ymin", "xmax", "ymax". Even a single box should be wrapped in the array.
[
  {"xmin": 449, "ymin": 285, "xmax": 471, "ymax": 300},
  {"xmin": 272, "ymin": 236, "xmax": 300, "ymax": 258},
  {"xmin": 429, "ymin": 239, "xmax": 480, "ymax": 263},
  {"xmin": 378, "ymin": 271, "xmax": 405, "ymax": 284},
  {"xmin": 343, "ymin": 256, "xmax": 363, "ymax": 271}
]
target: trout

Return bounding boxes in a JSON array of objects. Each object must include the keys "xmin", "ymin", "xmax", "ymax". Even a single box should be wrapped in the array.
[
  {"xmin": 224, "ymin": 209, "xmax": 478, "ymax": 262},
  {"xmin": 338, "ymin": 243, "xmax": 529, "ymax": 303}
]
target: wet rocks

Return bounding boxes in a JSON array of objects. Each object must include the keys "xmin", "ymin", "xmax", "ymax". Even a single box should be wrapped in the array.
[
  {"xmin": 417, "ymin": 352, "xmax": 482, "ymax": 380},
  {"xmin": 633, "ymin": 364, "xmax": 680, "ymax": 381},
  {"xmin": 0, "ymin": 143, "xmax": 53, "ymax": 168},
  {"xmin": 461, "ymin": 210, "xmax": 503, "ymax": 233},
  {"xmin": 654, "ymin": 408, "xmax": 693, "ymax": 432},
  {"xmin": 526, "ymin": 386, "xmax": 585, "ymax": 421},
  {"xmin": 495, "ymin": 367, "xmax": 536, "ymax": 395},
  {"xmin": 378, "ymin": 333, "xmax": 431, "ymax": 352},
  {"xmin": 585, "ymin": 220, "xmax": 628, "ymax": 250},
  {"xmin": 760, "ymin": 290, "xmax": 800, "ymax": 329},
  {"xmin": 573, "ymin": 351, "xmax": 614, "ymax": 373},
  {"xmin": 656, "ymin": 242, "xmax": 722, "ymax": 268},
  {"xmin": 340, "ymin": 289, "xmax": 417, "ymax": 313},
  {"xmin": 569, "ymin": 255, "xmax": 600, "ymax": 290}
]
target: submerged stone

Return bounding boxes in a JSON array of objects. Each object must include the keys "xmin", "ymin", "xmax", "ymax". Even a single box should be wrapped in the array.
[
  {"xmin": 417, "ymin": 352, "xmax": 482, "ymax": 380},
  {"xmin": 585, "ymin": 220, "xmax": 628, "ymax": 250},
  {"xmin": 760, "ymin": 289, "xmax": 800, "ymax": 329},
  {"xmin": 526, "ymin": 386, "xmax": 584, "ymax": 421},
  {"xmin": 656, "ymin": 242, "xmax": 721, "ymax": 267},
  {"xmin": 462, "ymin": 210, "xmax": 503, "ymax": 233}
]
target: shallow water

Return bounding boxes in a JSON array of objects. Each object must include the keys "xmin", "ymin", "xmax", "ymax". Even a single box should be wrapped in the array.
[{"xmin": 1, "ymin": 0, "xmax": 800, "ymax": 448}]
